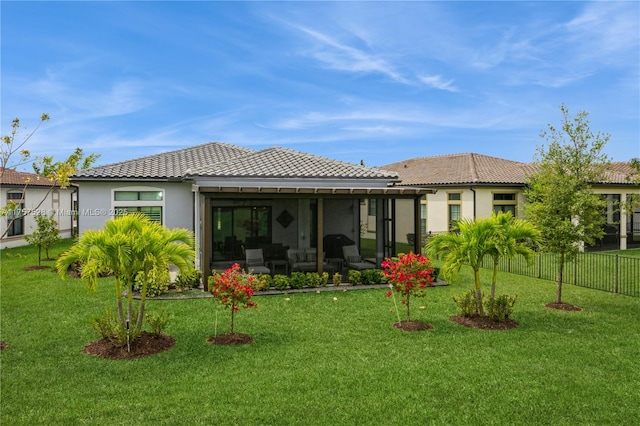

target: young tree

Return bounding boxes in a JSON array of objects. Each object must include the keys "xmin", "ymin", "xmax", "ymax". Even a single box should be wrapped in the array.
[
  {"xmin": 486, "ymin": 211, "xmax": 540, "ymax": 300},
  {"xmin": 1, "ymin": 115, "xmax": 99, "ymax": 239},
  {"xmin": 427, "ymin": 217, "xmax": 497, "ymax": 315},
  {"xmin": 24, "ymin": 214, "xmax": 60, "ymax": 266},
  {"xmin": 57, "ymin": 214, "xmax": 195, "ymax": 349},
  {"xmin": 524, "ymin": 104, "xmax": 610, "ymax": 305}
]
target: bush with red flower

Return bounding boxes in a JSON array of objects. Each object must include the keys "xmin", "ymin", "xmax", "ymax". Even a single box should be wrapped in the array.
[
  {"xmin": 209, "ymin": 263, "xmax": 262, "ymax": 335},
  {"xmin": 382, "ymin": 252, "xmax": 435, "ymax": 322}
]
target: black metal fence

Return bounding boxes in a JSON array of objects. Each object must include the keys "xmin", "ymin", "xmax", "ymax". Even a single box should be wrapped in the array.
[{"xmin": 480, "ymin": 251, "xmax": 640, "ymax": 297}]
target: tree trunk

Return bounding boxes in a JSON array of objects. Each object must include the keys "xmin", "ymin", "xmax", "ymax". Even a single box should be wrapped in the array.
[
  {"xmin": 135, "ymin": 301, "xmax": 146, "ymax": 334},
  {"xmin": 405, "ymin": 294, "xmax": 411, "ymax": 322},
  {"xmin": 37, "ymin": 246, "xmax": 42, "ymax": 266},
  {"xmin": 474, "ymin": 268, "xmax": 484, "ymax": 315},
  {"xmin": 230, "ymin": 306, "xmax": 236, "ymax": 334},
  {"xmin": 556, "ymin": 252, "xmax": 565, "ymax": 304},
  {"xmin": 490, "ymin": 261, "xmax": 498, "ymax": 300}
]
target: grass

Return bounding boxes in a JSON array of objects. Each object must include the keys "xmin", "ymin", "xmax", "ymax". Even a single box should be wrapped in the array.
[{"xmin": 2, "ymin": 240, "xmax": 640, "ymax": 425}]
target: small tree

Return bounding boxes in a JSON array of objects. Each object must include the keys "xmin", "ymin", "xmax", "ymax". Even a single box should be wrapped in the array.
[
  {"xmin": 525, "ymin": 104, "xmax": 609, "ymax": 305},
  {"xmin": 57, "ymin": 214, "xmax": 195, "ymax": 348},
  {"xmin": 486, "ymin": 211, "xmax": 540, "ymax": 300},
  {"xmin": 209, "ymin": 264, "xmax": 261, "ymax": 335},
  {"xmin": 1, "ymin": 115, "xmax": 99, "ymax": 239},
  {"xmin": 382, "ymin": 252, "xmax": 434, "ymax": 322},
  {"xmin": 427, "ymin": 218, "xmax": 496, "ymax": 315},
  {"xmin": 24, "ymin": 213, "xmax": 60, "ymax": 265}
]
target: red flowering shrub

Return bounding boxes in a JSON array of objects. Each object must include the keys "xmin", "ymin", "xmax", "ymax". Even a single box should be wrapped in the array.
[
  {"xmin": 209, "ymin": 263, "xmax": 262, "ymax": 334},
  {"xmin": 382, "ymin": 252, "xmax": 434, "ymax": 321}
]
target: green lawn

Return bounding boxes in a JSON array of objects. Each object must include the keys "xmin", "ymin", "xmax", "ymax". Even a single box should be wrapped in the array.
[{"xmin": 2, "ymin": 240, "xmax": 639, "ymax": 425}]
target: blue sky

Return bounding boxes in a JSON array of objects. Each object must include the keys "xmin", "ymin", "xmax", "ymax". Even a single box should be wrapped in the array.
[{"xmin": 2, "ymin": 1, "xmax": 638, "ymax": 171}]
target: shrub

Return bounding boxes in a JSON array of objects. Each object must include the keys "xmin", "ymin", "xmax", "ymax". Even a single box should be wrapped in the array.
[
  {"xmin": 486, "ymin": 294, "xmax": 517, "ymax": 322},
  {"xmin": 174, "ymin": 267, "xmax": 202, "ymax": 290},
  {"xmin": 273, "ymin": 274, "xmax": 289, "ymax": 290},
  {"xmin": 432, "ymin": 267, "xmax": 440, "ymax": 282},
  {"xmin": 332, "ymin": 272, "xmax": 342, "ymax": 286},
  {"xmin": 361, "ymin": 269, "xmax": 384, "ymax": 285},
  {"xmin": 453, "ymin": 289, "xmax": 477, "ymax": 317},
  {"xmin": 289, "ymin": 272, "xmax": 306, "ymax": 289},
  {"xmin": 91, "ymin": 307, "xmax": 138, "ymax": 346},
  {"xmin": 256, "ymin": 274, "xmax": 273, "ymax": 291},
  {"xmin": 137, "ymin": 267, "xmax": 171, "ymax": 297},
  {"xmin": 320, "ymin": 272, "xmax": 329, "ymax": 287},
  {"xmin": 305, "ymin": 272, "xmax": 323, "ymax": 288},
  {"xmin": 347, "ymin": 270, "xmax": 361, "ymax": 285},
  {"xmin": 146, "ymin": 310, "xmax": 172, "ymax": 335}
]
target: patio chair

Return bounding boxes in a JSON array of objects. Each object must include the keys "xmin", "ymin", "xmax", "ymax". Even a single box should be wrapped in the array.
[
  {"xmin": 245, "ymin": 248, "xmax": 271, "ymax": 275},
  {"xmin": 342, "ymin": 245, "xmax": 375, "ymax": 270}
]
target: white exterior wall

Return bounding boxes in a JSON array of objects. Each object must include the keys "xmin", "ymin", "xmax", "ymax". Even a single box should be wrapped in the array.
[
  {"xmin": 1, "ymin": 186, "xmax": 75, "ymax": 249},
  {"xmin": 76, "ymin": 181, "xmax": 194, "ymax": 234}
]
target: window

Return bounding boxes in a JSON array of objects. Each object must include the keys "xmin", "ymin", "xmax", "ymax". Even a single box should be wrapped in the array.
[
  {"xmin": 493, "ymin": 193, "xmax": 516, "ymax": 215},
  {"xmin": 6, "ymin": 192, "xmax": 24, "ymax": 237},
  {"xmin": 212, "ymin": 206, "xmax": 272, "ymax": 261},
  {"xmin": 113, "ymin": 188, "xmax": 164, "ymax": 224},
  {"xmin": 447, "ymin": 193, "xmax": 461, "ymax": 229},
  {"xmin": 368, "ymin": 199, "xmax": 376, "ymax": 216},
  {"xmin": 420, "ymin": 202, "xmax": 427, "ymax": 235}
]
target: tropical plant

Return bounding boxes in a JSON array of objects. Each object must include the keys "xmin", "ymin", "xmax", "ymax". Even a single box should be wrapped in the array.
[
  {"xmin": 485, "ymin": 294, "xmax": 517, "ymax": 322},
  {"xmin": 452, "ymin": 289, "xmax": 477, "ymax": 317},
  {"xmin": 332, "ymin": 272, "xmax": 342, "ymax": 286},
  {"xmin": 427, "ymin": 217, "xmax": 497, "ymax": 315},
  {"xmin": 347, "ymin": 269, "xmax": 361, "ymax": 285},
  {"xmin": 209, "ymin": 263, "xmax": 261, "ymax": 334},
  {"xmin": 289, "ymin": 272, "xmax": 306, "ymax": 289},
  {"xmin": 382, "ymin": 252, "xmax": 434, "ymax": 322},
  {"xmin": 57, "ymin": 213, "xmax": 195, "ymax": 349},
  {"xmin": 24, "ymin": 213, "xmax": 59, "ymax": 265},
  {"xmin": 174, "ymin": 266, "xmax": 202, "ymax": 290},
  {"xmin": 486, "ymin": 211, "xmax": 540, "ymax": 300},
  {"xmin": 273, "ymin": 274, "xmax": 289, "ymax": 290},
  {"xmin": 525, "ymin": 104, "xmax": 609, "ymax": 305}
]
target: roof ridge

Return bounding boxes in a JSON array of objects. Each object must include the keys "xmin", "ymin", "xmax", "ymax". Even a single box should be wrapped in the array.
[
  {"xmin": 469, "ymin": 153, "xmax": 479, "ymax": 182},
  {"xmin": 87, "ymin": 141, "xmax": 251, "ymax": 170}
]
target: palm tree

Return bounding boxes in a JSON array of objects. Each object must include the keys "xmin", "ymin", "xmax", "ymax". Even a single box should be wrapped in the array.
[
  {"xmin": 427, "ymin": 217, "xmax": 496, "ymax": 315},
  {"xmin": 486, "ymin": 211, "xmax": 540, "ymax": 300},
  {"xmin": 57, "ymin": 213, "xmax": 195, "ymax": 346}
]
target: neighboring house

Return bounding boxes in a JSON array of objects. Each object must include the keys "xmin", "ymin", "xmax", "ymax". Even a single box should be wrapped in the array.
[
  {"xmin": 0, "ymin": 168, "xmax": 75, "ymax": 249},
  {"xmin": 71, "ymin": 142, "xmax": 432, "ymax": 287},
  {"xmin": 375, "ymin": 153, "xmax": 640, "ymax": 251}
]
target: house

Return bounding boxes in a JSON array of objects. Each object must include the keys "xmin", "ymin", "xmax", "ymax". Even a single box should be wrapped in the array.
[
  {"xmin": 1, "ymin": 168, "xmax": 75, "ymax": 249},
  {"xmin": 375, "ymin": 153, "xmax": 640, "ymax": 251},
  {"xmin": 71, "ymin": 142, "xmax": 433, "ymax": 287}
]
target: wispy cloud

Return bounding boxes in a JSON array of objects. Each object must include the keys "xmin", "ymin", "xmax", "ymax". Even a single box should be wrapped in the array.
[
  {"xmin": 418, "ymin": 75, "xmax": 458, "ymax": 92},
  {"xmin": 294, "ymin": 24, "xmax": 409, "ymax": 84}
]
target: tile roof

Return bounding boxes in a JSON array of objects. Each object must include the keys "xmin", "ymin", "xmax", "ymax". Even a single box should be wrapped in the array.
[
  {"xmin": 73, "ymin": 142, "xmax": 398, "ymax": 181},
  {"xmin": 382, "ymin": 154, "xmax": 639, "ymax": 187},
  {"xmin": 0, "ymin": 168, "xmax": 56, "ymax": 187},
  {"xmin": 381, "ymin": 153, "xmax": 536, "ymax": 186},
  {"xmin": 73, "ymin": 142, "xmax": 254, "ymax": 179},
  {"xmin": 188, "ymin": 146, "xmax": 398, "ymax": 179}
]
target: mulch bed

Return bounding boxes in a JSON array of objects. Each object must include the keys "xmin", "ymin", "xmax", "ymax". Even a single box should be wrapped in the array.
[
  {"xmin": 0, "ymin": 341, "xmax": 8, "ymax": 350},
  {"xmin": 450, "ymin": 314, "xmax": 519, "ymax": 330},
  {"xmin": 392, "ymin": 320, "xmax": 434, "ymax": 331},
  {"xmin": 544, "ymin": 302, "xmax": 582, "ymax": 311},
  {"xmin": 207, "ymin": 333, "xmax": 254, "ymax": 345},
  {"xmin": 83, "ymin": 332, "xmax": 175, "ymax": 360}
]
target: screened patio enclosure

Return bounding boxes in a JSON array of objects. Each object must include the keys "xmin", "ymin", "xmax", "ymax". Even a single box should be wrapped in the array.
[{"xmin": 198, "ymin": 187, "xmax": 432, "ymax": 290}]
